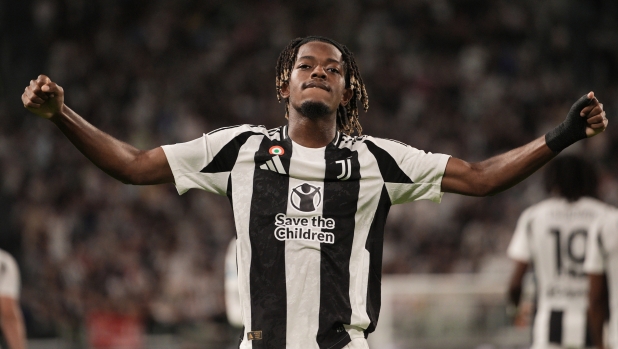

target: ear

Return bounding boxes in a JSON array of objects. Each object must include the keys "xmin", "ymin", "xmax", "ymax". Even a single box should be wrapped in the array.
[
  {"xmin": 340, "ymin": 87, "xmax": 353, "ymax": 107},
  {"xmin": 280, "ymin": 82, "xmax": 290, "ymax": 99}
]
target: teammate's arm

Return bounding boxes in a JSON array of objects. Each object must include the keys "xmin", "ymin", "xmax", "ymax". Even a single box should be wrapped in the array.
[
  {"xmin": 508, "ymin": 260, "xmax": 528, "ymax": 308},
  {"xmin": 22, "ymin": 75, "xmax": 173, "ymax": 185},
  {"xmin": 0, "ymin": 296, "xmax": 27, "ymax": 349},
  {"xmin": 441, "ymin": 92, "xmax": 607, "ymax": 196},
  {"xmin": 588, "ymin": 273, "xmax": 609, "ymax": 349}
]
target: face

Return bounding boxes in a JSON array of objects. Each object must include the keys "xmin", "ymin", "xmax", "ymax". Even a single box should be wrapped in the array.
[{"xmin": 280, "ymin": 41, "xmax": 353, "ymax": 117}]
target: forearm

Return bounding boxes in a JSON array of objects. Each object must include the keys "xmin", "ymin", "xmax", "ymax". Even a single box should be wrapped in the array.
[
  {"xmin": 588, "ymin": 304, "xmax": 606, "ymax": 349},
  {"xmin": 442, "ymin": 92, "xmax": 606, "ymax": 196},
  {"xmin": 443, "ymin": 136, "xmax": 556, "ymax": 196},
  {"xmin": 476, "ymin": 136, "xmax": 555, "ymax": 194},
  {"xmin": 507, "ymin": 261, "xmax": 527, "ymax": 309},
  {"xmin": 508, "ymin": 286, "xmax": 522, "ymax": 307},
  {"xmin": 51, "ymin": 105, "xmax": 165, "ymax": 184}
]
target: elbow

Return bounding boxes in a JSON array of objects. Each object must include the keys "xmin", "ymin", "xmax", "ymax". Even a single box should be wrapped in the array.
[
  {"xmin": 119, "ymin": 177, "xmax": 136, "ymax": 185},
  {"xmin": 464, "ymin": 161, "xmax": 519, "ymax": 197},
  {"xmin": 589, "ymin": 294, "xmax": 605, "ymax": 312},
  {"xmin": 111, "ymin": 152, "xmax": 150, "ymax": 185},
  {"xmin": 459, "ymin": 163, "xmax": 502, "ymax": 197},
  {"xmin": 484, "ymin": 187, "xmax": 504, "ymax": 197},
  {"xmin": 105, "ymin": 168, "xmax": 138, "ymax": 185},
  {"xmin": 473, "ymin": 172, "xmax": 506, "ymax": 196},
  {"xmin": 118, "ymin": 171, "xmax": 147, "ymax": 186},
  {"xmin": 474, "ymin": 175, "xmax": 514, "ymax": 197},
  {"xmin": 0, "ymin": 307, "xmax": 18, "ymax": 325},
  {"xmin": 467, "ymin": 180, "xmax": 500, "ymax": 197},
  {"xmin": 476, "ymin": 186, "xmax": 496, "ymax": 197}
]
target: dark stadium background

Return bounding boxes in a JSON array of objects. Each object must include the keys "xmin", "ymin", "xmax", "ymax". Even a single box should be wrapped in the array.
[{"xmin": 1, "ymin": 0, "xmax": 618, "ymax": 348}]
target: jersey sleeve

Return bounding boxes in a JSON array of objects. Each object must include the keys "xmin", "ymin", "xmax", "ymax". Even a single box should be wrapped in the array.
[
  {"xmin": 365, "ymin": 137, "xmax": 450, "ymax": 205},
  {"xmin": 162, "ymin": 125, "xmax": 264, "ymax": 195},
  {"xmin": 507, "ymin": 208, "xmax": 533, "ymax": 262},
  {"xmin": 584, "ymin": 219, "xmax": 608, "ymax": 274},
  {"xmin": 0, "ymin": 252, "xmax": 20, "ymax": 299}
]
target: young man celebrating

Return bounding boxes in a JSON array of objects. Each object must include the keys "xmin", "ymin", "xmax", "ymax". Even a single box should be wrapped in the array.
[{"xmin": 21, "ymin": 36, "xmax": 607, "ymax": 349}]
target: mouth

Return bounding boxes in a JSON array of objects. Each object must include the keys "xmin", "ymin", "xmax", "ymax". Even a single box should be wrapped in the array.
[{"xmin": 302, "ymin": 81, "xmax": 331, "ymax": 92}]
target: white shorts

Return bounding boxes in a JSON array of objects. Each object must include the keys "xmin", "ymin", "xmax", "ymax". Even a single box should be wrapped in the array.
[{"xmin": 343, "ymin": 338, "xmax": 370, "ymax": 349}]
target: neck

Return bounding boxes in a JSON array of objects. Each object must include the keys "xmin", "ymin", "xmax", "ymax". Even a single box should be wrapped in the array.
[{"xmin": 287, "ymin": 108, "xmax": 337, "ymax": 148}]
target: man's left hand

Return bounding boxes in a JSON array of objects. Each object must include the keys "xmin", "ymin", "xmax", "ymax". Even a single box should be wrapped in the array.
[{"xmin": 582, "ymin": 92, "xmax": 608, "ymax": 137}]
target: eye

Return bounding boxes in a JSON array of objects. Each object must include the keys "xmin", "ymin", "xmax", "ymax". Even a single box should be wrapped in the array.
[
  {"xmin": 298, "ymin": 64, "xmax": 310, "ymax": 69},
  {"xmin": 327, "ymin": 67, "xmax": 340, "ymax": 74}
]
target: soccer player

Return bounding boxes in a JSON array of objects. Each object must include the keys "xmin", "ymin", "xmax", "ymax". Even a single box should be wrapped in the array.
[
  {"xmin": 21, "ymin": 36, "xmax": 607, "ymax": 349},
  {"xmin": 506, "ymin": 155, "xmax": 611, "ymax": 349},
  {"xmin": 584, "ymin": 206, "xmax": 618, "ymax": 349},
  {"xmin": 0, "ymin": 249, "xmax": 27, "ymax": 349}
]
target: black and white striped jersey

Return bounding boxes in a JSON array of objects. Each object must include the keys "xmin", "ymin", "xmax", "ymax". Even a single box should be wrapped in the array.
[
  {"xmin": 508, "ymin": 197, "xmax": 613, "ymax": 349},
  {"xmin": 585, "ymin": 207, "xmax": 618, "ymax": 349},
  {"xmin": 162, "ymin": 124, "xmax": 450, "ymax": 349}
]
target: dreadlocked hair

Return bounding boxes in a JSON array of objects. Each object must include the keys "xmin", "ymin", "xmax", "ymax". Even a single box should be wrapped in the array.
[
  {"xmin": 543, "ymin": 154, "xmax": 599, "ymax": 202},
  {"xmin": 275, "ymin": 36, "xmax": 369, "ymax": 136}
]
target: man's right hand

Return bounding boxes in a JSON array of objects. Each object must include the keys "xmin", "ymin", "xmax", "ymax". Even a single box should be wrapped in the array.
[
  {"xmin": 20, "ymin": 74, "xmax": 174, "ymax": 185},
  {"xmin": 22, "ymin": 74, "xmax": 65, "ymax": 120}
]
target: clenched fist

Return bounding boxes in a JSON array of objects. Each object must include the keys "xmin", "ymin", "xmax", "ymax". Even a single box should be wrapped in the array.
[
  {"xmin": 22, "ymin": 75, "xmax": 65, "ymax": 120},
  {"xmin": 545, "ymin": 91, "xmax": 608, "ymax": 153}
]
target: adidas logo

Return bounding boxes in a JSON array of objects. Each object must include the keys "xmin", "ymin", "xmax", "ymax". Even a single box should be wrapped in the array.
[{"xmin": 260, "ymin": 155, "xmax": 286, "ymax": 175}]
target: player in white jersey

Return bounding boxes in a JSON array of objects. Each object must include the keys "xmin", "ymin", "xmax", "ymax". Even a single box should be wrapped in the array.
[
  {"xmin": 507, "ymin": 155, "xmax": 611, "ymax": 349},
  {"xmin": 584, "ymin": 206, "xmax": 618, "ymax": 349},
  {"xmin": 0, "ymin": 249, "xmax": 27, "ymax": 349},
  {"xmin": 21, "ymin": 35, "xmax": 607, "ymax": 349}
]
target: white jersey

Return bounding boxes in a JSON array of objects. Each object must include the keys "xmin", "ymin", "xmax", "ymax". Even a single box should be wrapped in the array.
[
  {"xmin": 0, "ymin": 249, "xmax": 20, "ymax": 300},
  {"xmin": 584, "ymin": 207, "xmax": 618, "ymax": 349},
  {"xmin": 508, "ymin": 197, "xmax": 612, "ymax": 349},
  {"xmin": 163, "ymin": 124, "xmax": 450, "ymax": 349}
]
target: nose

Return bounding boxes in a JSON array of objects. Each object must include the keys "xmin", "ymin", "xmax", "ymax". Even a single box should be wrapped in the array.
[{"xmin": 311, "ymin": 65, "xmax": 327, "ymax": 79}]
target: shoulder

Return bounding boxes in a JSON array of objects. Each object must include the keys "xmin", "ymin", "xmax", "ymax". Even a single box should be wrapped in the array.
[
  {"xmin": 581, "ymin": 197, "xmax": 616, "ymax": 211},
  {"xmin": 176, "ymin": 124, "xmax": 273, "ymax": 150},
  {"xmin": 205, "ymin": 124, "xmax": 300, "ymax": 143},
  {"xmin": 519, "ymin": 199, "xmax": 557, "ymax": 218},
  {"xmin": 340, "ymin": 134, "xmax": 422, "ymax": 153},
  {"xmin": 594, "ymin": 206, "xmax": 618, "ymax": 252},
  {"xmin": 206, "ymin": 124, "xmax": 269, "ymax": 137},
  {"xmin": 596, "ymin": 205, "xmax": 618, "ymax": 230},
  {"xmin": 570, "ymin": 197, "xmax": 616, "ymax": 220},
  {"xmin": 355, "ymin": 135, "xmax": 411, "ymax": 148}
]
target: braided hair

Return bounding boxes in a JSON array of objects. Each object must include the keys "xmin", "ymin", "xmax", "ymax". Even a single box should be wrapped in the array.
[{"xmin": 275, "ymin": 36, "xmax": 369, "ymax": 135}]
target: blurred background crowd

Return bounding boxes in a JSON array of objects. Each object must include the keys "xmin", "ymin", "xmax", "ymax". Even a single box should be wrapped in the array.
[{"xmin": 1, "ymin": 0, "xmax": 618, "ymax": 346}]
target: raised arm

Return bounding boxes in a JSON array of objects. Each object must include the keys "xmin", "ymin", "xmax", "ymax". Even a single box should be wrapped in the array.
[
  {"xmin": 22, "ymin": 75, "xmax": 173, "ymax": 185},
  {"xmin": 442, "ymin": 92, "xmax": 607, "ymax": 196}
]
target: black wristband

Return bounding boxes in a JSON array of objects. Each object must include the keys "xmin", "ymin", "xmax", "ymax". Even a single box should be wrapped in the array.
[{"xmin": 545, "ymin": 94, "xmax": 592, "ymax": 153}]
